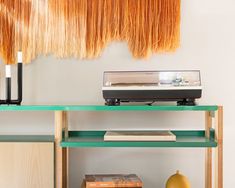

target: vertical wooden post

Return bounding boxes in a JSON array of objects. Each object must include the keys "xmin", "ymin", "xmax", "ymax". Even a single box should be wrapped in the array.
[
  {"xmin": 63, "ymin": 111, "xmax": 69, "ymax": 188},
  {"xmin": 55, "ymin": 111, "xmax": 69, "ymax": 188},
  {"xmin": 205, "ymin": 111, "xmax": 212, "ymax": 188},
  {"xmin": 215, "ymin": 106, "xmax": 223, "ymax": 188}
]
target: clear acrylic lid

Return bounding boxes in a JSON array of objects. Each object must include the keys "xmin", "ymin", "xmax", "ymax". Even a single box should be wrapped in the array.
[{"xmin": 103, "ymin": 71, "xmax": 201, "ymax": 87}]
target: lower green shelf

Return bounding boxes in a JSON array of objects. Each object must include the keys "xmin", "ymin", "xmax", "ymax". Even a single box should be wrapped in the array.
[{"xmin": 60, "ymin": 130, "xmax": 217, "ymax": 148}]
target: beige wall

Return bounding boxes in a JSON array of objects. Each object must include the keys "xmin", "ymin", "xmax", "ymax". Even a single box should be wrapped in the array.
[{"xmin": 0, "ymin": 0, "xmax": 235, "ymax": 187}]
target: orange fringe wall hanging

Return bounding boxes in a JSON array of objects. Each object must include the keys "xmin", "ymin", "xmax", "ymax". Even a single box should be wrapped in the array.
[{"xmin": 0, "ymin": 0, "xmax": 181, "ymax": 64}]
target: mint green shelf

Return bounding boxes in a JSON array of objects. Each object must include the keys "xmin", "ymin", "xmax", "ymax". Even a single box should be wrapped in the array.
[
  {"xmin": 60, "ymin": 130, "xmax": 217, "ymax": 148},
  {"xmin": 0, "ymin": 105, "xmax": 218, "ymax": 111},
  {"xmin": 0, "ymin": 135, "xmax": 54, "ymax": 142}
]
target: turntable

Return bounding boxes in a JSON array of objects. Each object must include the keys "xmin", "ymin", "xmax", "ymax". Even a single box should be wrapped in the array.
[{"xmin": 102, "ymin": 70, "xmax": 202, "ymax": 106}]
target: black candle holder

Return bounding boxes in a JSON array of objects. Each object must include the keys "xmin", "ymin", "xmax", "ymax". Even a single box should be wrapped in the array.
[{"xmin": 0, "ymin": 52, "xmax": 23, "ymax": 105}]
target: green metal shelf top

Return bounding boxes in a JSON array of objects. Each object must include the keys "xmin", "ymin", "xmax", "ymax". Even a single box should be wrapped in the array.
[
  {"xmin": 0, "ymin": 105, "xmax": 218, "ymax": 111},
  {"xmin": 0, "ymin": 135, "xmax": 54, "ymax": 142},
  {"xmin": 61, "ymin": 130, "xmax": 217, "ymax": 148}
]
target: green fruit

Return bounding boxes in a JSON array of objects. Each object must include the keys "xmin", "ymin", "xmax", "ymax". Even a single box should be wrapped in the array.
[{"xmin": 166, "ymin": 170, "xmax": 191, "ymax": 188}]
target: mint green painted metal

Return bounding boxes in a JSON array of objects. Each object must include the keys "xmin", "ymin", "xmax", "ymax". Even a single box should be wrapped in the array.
[
  {"xmin": 60, "ymin": 130, "xmax": 217, "ymax": 148},
  {"xmin": 0, "ymin": 135, "xmax": 54, "ymax": 142},
  {"xmin": 0, "ymin": 105, "xmax": 218, "ymax": 111}
]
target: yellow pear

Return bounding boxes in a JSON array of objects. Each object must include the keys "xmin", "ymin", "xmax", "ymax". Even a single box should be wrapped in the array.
[{"xmin": 166, "ymin": 170, "xmax": 191, "ymax": 188}]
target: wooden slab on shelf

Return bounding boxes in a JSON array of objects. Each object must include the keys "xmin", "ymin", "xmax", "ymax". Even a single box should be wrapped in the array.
[{"xmin": 104, "ymin": 130, "xmax": 176, "ymax": 141}]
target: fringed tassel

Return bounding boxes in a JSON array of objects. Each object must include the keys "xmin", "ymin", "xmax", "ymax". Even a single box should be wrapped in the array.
[
  {"xmin": 0, "ymin": 0, "xmax": 15, "ymax": 65},
  {"xmin": 0, "ymin": 0, "xmax": 181, "ymax": 64}
]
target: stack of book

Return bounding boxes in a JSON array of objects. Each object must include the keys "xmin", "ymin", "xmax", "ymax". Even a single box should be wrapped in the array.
[
  {"xmin": 81, "ymin": 174, "xmax": 143, "ymax": 188},
  {"xmin": 104, "ymin": 130, "xmax": 176, "ymax": 141}
]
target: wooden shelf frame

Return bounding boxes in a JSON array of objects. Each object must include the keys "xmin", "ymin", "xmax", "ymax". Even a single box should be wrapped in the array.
[
  {"xmin": 0, "ymin": 105, "xmax": 223, "ymax": 188},
  {"xmin": 54, "ymin": 105, "xmax": 223, "ymax": 188},
  {"xmin": 204, "ymin": 106, "xmax": 223, "ymax": 188},
  {"xmin": 55, "ymin": 111, "xmax": 69, "ymax": 188}
]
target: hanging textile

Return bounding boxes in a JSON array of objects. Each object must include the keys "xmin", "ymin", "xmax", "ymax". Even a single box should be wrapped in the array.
[{"xmin": 0, "ymin": 0, "xmax": 181, "ymax": 64}]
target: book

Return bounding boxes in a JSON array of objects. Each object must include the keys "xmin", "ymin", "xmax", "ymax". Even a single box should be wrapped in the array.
[
  {"xmin": 104, "ymin": 131, "xmax": 176, "ymax": 141},
  {"xmin": 85, "ymin": 174, "xmax": 143, "ymax": 188}
]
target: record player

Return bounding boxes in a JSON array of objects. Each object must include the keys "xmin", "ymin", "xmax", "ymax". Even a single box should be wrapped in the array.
[{"xmin": 102, "ymin": 70, "xmax": 202, "ymax": 106}]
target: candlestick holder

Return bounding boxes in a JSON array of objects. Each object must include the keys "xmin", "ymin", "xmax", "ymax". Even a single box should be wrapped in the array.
[{"xmin": 0, "ymin": 52, "xmax": 23, "ymax": 105}]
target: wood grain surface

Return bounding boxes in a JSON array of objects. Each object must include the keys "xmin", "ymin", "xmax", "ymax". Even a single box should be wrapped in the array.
[{"xmin": 0, "ymin": 142, "xmax": 54, "ymax": 188}]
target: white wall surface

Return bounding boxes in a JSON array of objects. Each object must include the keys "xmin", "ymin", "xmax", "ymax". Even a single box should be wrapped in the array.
[{"xmin": 0, "ymin": 0, "xmax": 235, "ymax": 187}]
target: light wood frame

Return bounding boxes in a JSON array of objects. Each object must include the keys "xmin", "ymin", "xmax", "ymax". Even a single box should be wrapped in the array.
[
  {"xmin": 205, "ymin": 106, "xmax": 223, "ymax": 188},
  {"xmin": 55, "ymin": 111, "xmax": 69, "ymax": 188},
  {"xmin": 55, "ymin": 107, "xmax": 223, "ymax": 188}
]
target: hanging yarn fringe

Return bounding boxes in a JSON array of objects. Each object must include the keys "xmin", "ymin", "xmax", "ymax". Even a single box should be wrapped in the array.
[{"xmin": 0, "ymin": 0, "xmax": 181, "ymax": 64}]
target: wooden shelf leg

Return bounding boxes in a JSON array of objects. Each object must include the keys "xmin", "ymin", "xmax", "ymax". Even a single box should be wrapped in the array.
[
  {"xmin": 55, "ymin": 111, "xmax": 69, "ymax": 188},
  {"xmin": 215, "ymin": 106, "xmax": 223, "ymax": 188},
  {"xmin": 205, "ymin": 111, "xmax": 212, "ymax": 188}
]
